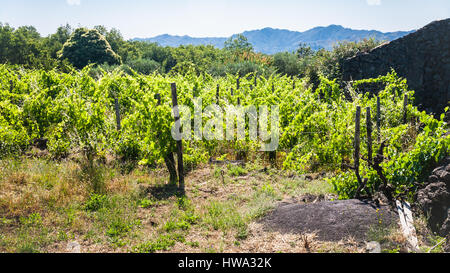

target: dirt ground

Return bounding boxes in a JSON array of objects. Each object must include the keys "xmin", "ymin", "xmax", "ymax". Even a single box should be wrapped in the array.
[{"xmin": 0, "ymin": 158, "xmax": 444, "ymax": 253}]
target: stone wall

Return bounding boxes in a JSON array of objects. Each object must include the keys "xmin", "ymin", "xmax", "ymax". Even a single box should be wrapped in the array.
[{"xmin": 342, "ymin": 19, "xmax": 450, "ymax": 115}]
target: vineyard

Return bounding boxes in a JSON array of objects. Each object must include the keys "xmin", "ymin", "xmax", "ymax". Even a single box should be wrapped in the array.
[
  {"xmin": 2, "ymin": 65, "xmax": 448, "ymax": 195},
  {"xmin": 0, "ymin": 64, "xmax": 449, "ymax": 252}
]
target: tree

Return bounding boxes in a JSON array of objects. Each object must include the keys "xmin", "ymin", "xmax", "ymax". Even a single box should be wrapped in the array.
[
  {"xmin": 0, "ymin": 24, "xmax": 59, "ymax": 68},
  {"xmin": 125, "ymin": 58, "xmax": 161, "ymax": 75},
  {"xmin": 59, "ymin": 28, "xmax": 121, "ymax": 69},
  {"xmin": 272, "ymin": 52, "xmax": 301, "ymax": 77},
  {"xmin": 224, "ymin": 34, "xmax": 254, "ymax": 61},
  {"xmin": 315, "ymin": 38, "xmax": 383, "ymax": 80},
  {"xmin": 0, "ymin": 23, "xmax": 15, "ymax": 64},
  {"xmin": 224, "ymin": 34, "xmax": 253, "ymax": 52},
  {"xmin": 93, "ymin": 25, "xmax": 123, "ymax": 54},
  {"xmin": 44, "ymin": 24, "xmax": 72, "ymax": 59},
  {"xmin": 296, "ymin": 43, "xmax": 314, "ymax": 58},
  {"xmin": 94, "ymin": 25, "xmax": 140, "ymax": 64}
]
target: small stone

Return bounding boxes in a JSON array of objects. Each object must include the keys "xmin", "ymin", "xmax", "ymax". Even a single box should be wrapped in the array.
[
  {"xmin": 373, "ymin": 192, "xmax": 389, "ymax": 206},
  {"xmin": 441, "ymin": 172, "xmax": 450, "ymax": 183},
  {"xmin": 366, "ymin": 241, "xmax": 381, "ymax": 253},
  {"xmin": 66, "ymin": 241, "xmax": 81, "ymax": 253},
  {"xmin": 433, "ymin": 166, "xmax": 445, "ymax": 174},
  {"xmin": 433, "ymin": 169, "xmax": 448, "ymax": 180},
  {"xmin": 445, "ymin": 164, "xmax": 450, "ymax": 173},
  {"xmin": 428, "ymin": 175, "xmax": 440, "ymax": 183}
]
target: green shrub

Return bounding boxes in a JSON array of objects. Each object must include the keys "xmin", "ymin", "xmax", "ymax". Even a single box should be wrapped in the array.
[
  {"xmin": 106, "ymin": 217, "xmax": 134, "ymax": 238},
  {"xmin": 132, "ymin": 233, "xmax": 185, "ymax": 253},
  {"xmin": 227, "ymin": 165, "xmax": 247, "ymax": 177},
  {"xmin": 124, "ymin": 58, "xmax": 160, "ymax": 75},
  {"xmin": 84, "ymin": 194, "xmax": 108, "ymax": 211},
  {"xmin": 138, "ymin": 198, "xmax": 155, "ymax": 209},
  {"xmin": 204, "ymin": 201, "xmax": 246, "ymax": 231}
]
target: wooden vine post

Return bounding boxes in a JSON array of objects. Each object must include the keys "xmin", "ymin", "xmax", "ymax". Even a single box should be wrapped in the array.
[
  {"xmin": 236, "ymin": 77, "xmax": 247, "ymax": 161},
  {"xmin": 403, "ymin": 94, "xmax": 408, "ymax": 124},
  {"xmin": 366, "ymin": 107, "xmax": 373, "ymax": 165},
  {"xmin": 268, "ymin": 94, "xmax": 276, "ymax": 165},
  {"xmin": 114, "ymin": 97, "xmax": 121, "ymax": 131},
  {"xmin": 354, "ymin": 106, "xmax": 364, "ymax": 197},
  {"xmin": 268, "ymin": 82, "xmax": 277, "ymax": 164},
  {"xmin": 377, "ymin": 96, "xmax": 381, "ymax": 142},
  {"xmin": 154, "ymin": 93, "xmax": 161, "ymax": 105},
  {"xmin": 156, "ymin": 93, "xmax": 177, "ymax": 185},
  {"xmin": 216, "ymin": 84, "xmax": 220, "ymax": 105},
  {"xmin": 269, "ymin": 148, "xmax": 276, "ymax": 165},
  {"xmin": 170, "ymin": 83, "xmax": 185, "ymax": 195},
  {"xmin": 237, "ymin": 78, "xmax": 241, "ymax": 105}
]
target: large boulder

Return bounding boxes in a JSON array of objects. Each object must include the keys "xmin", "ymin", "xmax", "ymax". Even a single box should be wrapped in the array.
[
  {"xmin": 262, "ymin": 199, "xmax": 397, "ymax": 242},
  {"xmin": 342, "ymin": 19, "xmax": 450, "ymax": 116},
  {"xmin": 417, "ymin": 157, "xmax": 450, "ymax": 236}
]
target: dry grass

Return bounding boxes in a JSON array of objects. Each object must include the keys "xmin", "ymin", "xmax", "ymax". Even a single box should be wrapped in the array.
[
  {"xmin": 0, "ymin": 159, "xmax": 88, "ymax": 217},
  {"xmin": 0, "ymin": 157, "xmax": 444, "ymax": 253}
]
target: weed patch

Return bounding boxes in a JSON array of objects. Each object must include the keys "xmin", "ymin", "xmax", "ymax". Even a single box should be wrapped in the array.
[{"xmin": 132, "ymin": 233, "xmax": 185, "ymax": 253}]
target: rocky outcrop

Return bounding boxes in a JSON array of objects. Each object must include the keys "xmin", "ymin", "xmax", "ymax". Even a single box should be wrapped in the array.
[
  {"xmin": 342, "ymin": 19, "xmax": 450, "ymax": 115},
  {"xmin": 417, "ymin": 157, "xmax": 450, "ymax": 236},
  {"xmin": 262, "ymin": 199, "xmax": 397, "ymax": 242}
]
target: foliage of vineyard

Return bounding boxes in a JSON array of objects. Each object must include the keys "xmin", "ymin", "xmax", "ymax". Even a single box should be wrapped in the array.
[{"xmin": 0, "ymin": 64, "xmax": 448, "ymax": 200}]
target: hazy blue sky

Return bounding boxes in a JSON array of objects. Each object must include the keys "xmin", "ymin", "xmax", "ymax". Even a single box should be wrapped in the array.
[{"xmin": 0, "ymin": 0, "xmax": 449, "ymax": 39}]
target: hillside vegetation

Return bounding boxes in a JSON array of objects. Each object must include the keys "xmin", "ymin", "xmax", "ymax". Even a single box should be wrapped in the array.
[
  {"xmin": 0, "ymin": 65, "xmax": 448, "ymax": 253},
  {"xmin": 0, "ymin": 22, "xmax": 448, "ymax": 253}
]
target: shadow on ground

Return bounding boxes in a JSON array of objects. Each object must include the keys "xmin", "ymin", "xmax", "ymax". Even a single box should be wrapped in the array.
[{"xmin": 141, "ymin": 183, "xmax": 181, "ymax": 200}]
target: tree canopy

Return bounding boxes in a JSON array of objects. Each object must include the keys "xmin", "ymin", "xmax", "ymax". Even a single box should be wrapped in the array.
[
  {"xmin": 59, "ymin": 28, "xmax": 122, "ymax": 69},
  {"xmin": 224, "ymin": 34, "xmax": 253, "ymax": 54},
  {"xmin": 0, "ymin": 22, "xmax": 383, "ymax": 81}
]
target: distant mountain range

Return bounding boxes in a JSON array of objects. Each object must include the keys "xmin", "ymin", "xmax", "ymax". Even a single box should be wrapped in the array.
[{"xmin": 133, "ymin": 25, "xmax": 414, "ymax": 54}]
